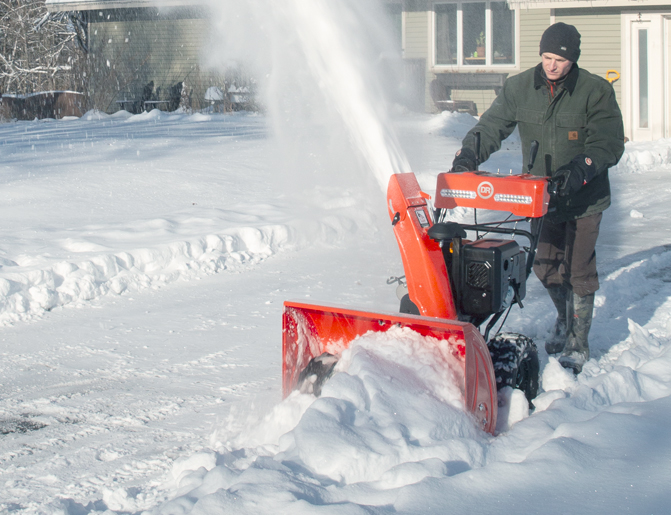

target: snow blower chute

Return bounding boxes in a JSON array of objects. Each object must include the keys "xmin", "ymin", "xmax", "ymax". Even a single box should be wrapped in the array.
[{"xmin": 283, "ymin": 144, "xmax": 552, "ymax": 434}]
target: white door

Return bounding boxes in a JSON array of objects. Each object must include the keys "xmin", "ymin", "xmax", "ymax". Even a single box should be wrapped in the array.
[{"xmin": 623, "ymin": 13, "xmax": 666, "ymax": 141}]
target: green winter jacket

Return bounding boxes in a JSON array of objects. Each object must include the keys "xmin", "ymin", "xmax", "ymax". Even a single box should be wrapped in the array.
[{"xmin": 461, "ymin": 63, "xmax": 624, "ymax": 220}]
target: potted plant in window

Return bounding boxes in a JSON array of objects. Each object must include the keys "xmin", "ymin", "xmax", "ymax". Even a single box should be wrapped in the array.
[{"xmin": 475, "ymin": 32, "xmax": 485, "ymax": 58}]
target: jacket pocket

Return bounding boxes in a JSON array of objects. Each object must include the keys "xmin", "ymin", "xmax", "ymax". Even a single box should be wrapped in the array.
[
  {"xmin": 557, "ymin": 113, "xmax": 588, "ymax": 150},
  {"xmin": 557, "ymin": 113, "xmax": 587, "ymax": 128},
  {"xmin": 517, "ymin": 108, "xmax": 544, "ymax": 125}
]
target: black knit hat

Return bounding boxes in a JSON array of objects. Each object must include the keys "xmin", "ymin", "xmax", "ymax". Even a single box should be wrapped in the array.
[{"xmin": 539, "ymin": 22, "xmax": 581, "ymax": 62}]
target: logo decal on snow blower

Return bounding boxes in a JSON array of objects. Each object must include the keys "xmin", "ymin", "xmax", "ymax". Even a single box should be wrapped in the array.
[{"xmin": 477, "ymin": 181, "xmax": 494, "ymax": 199}]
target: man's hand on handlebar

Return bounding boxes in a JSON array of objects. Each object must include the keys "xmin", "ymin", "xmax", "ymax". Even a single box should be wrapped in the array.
[
  {"xmin": 451, "ymin": 148, "xmax": 478, "ymax": 173},
  {"xmin": 552, "ymin": 155, "xmax": 597, "ymax": 197}
]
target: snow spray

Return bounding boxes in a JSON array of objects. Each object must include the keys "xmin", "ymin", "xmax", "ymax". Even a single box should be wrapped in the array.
[{"xmin": 201, "ymin": 0, "xmax": 411, "ymax": 191}]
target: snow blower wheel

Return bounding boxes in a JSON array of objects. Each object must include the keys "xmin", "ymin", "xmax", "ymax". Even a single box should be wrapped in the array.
[
  {"xmin": 296, "ymin": 352, "xmax": 338, "ymax": 397},
  {"xmin": 487, "ymin": 332, "xmax": 539, "ymax": 406}
]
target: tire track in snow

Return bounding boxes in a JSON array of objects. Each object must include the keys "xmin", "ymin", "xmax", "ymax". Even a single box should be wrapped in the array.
[
  {"xmin": 0, "ymin": 336, "xmax": 275, "ymax": 513},
  {"xmin": 590, "ymin": 244, "xmax": 671, "ymax": 355}
]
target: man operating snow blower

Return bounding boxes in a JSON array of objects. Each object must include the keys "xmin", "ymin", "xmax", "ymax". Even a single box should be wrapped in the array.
[{"xmin": 451, "ymin": 23, "xmax": 625, "ymax": 374}]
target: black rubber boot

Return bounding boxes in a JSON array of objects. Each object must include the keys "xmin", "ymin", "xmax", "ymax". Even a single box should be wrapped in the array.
[
  {"xmin": 559, "ymin": 292, "xmax": 595, "ymax": 374},
  {"xmin": 545, "ymin": 285, "xmax": 569, "ymax": 355}
]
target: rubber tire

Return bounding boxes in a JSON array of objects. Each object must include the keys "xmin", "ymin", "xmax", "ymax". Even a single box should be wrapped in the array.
[
  {"xmin": 487, "ymin": 332, "xmax": 540, "ymax": 406},
  {"xmin": 399, "ymin": 294, "xmax": 420, "ymax": 315},
  {"xmin": 296, "ymin": 353, "xmax": 338, "ymax": 397}
]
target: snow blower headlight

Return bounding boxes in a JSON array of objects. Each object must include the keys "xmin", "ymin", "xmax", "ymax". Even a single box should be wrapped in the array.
[
  {"xmin": 493, "ymin": 193, "xmax": 533, "ymax": 205},
  {"xmin": 440, "ymin": 188, "xmax": 477, "ymax": 199}
]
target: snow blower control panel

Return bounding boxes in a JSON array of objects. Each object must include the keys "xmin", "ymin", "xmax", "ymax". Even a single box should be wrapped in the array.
[{"xmin": 435, "ymin": 171, "xmax": 550, "ymax": 218}]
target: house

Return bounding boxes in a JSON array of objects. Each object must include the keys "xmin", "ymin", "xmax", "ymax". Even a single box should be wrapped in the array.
[
  {"xmin": 401, "ymin": 0, "xmax": 671, "ymax": 141},
  {"xmin": 45, "ymin": 0, "xmax": 421, "ymax": 114},
  {"xmin": 45, "ymin": 0, "xmax": 249, "ymax": 113},
  {"xmin": 46, "ymin": 0, "xmax": 667, "ymax": 141}
]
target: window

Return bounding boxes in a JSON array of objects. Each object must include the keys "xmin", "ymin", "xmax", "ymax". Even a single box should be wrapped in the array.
[
  {"xmin": 638, "ymin": 29, "xmax": 649, "ymax": 128},
  {"xmin": 434, "ymin": 1, "xmax": 516, "ymax": 68},
  {"xmin": 436, "ymin": 4, "xmax": 457, "ymax": 65},
  {"xmin": 462, "ymin": 3, "xmax": 485, "ymax": 66},
  {"xmin": 491, "ymin": 1, "xmax": 514, "ymax": 65}
]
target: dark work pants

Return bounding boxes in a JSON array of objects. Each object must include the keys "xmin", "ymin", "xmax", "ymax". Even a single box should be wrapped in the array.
[{"xmin": 532, "ymin": 213, "xmax": 602, "ymax": 297}]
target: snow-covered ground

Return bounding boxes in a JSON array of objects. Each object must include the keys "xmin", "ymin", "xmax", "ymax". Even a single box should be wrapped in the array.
[{"xmin": 1, "ymin": 109, "xmax": 671, "ymax": 514}]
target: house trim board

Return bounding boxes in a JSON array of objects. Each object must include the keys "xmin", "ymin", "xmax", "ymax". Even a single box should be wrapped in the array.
[{"xmin": 46, "ymin": 0, "xmax": 201, "ymax": 12}]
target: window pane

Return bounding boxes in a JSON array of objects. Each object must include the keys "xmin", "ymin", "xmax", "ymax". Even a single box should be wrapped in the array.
[
  {"xmin": 435, "ymin": 4, "xmax": 457, "ymax": 65},
  {"xmin": 492, "ymin": 2, "xmax": 514, "ymax": 64},
  {"xmin": 463, "ymin": 3, "xmax": 486, "ymax": 66},
  {"xmin": 639, "ymin": 29, "xmax": 649, "ymax": 128}
]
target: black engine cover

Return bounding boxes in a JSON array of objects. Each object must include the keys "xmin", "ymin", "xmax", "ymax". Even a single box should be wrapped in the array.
[{"xmin": 460, "ymin": 239, "xmax": 525, "ymax": 316}]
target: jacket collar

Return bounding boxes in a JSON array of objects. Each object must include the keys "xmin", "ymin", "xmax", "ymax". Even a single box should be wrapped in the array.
[{"xmin": 534, "ymin": 62, "xmax": 579, "ymax": 94}]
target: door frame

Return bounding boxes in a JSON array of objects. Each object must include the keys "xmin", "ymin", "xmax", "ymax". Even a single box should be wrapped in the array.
[{"xmin": 622, "ymin": 11, "xmax": 667, "ymax": 141}]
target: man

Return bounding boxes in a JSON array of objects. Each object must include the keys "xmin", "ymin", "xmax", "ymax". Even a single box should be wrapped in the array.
[{"xmin": 452, "ymin": 22, "xmax": 624, "ymax": 374}]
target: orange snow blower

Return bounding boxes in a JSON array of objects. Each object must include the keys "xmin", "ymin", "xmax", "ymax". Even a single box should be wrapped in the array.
[{"xmin": 283, "ymin": 141, "xmax": 553, "ymax": 434}]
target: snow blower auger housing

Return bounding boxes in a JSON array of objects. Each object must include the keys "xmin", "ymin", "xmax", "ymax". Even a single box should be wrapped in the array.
[{"xmin": 283, "ymin": 163, "xmax": 551, "ymax": 435}]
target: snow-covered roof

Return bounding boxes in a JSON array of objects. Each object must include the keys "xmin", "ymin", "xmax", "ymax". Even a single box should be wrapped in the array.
[
  {"xmin": 508, "ymin": 0, "xmax": 671, "ymax": 8},
  {"xmin": 45, "ymin": 0, "xmax": 201, "ymax": 12}
]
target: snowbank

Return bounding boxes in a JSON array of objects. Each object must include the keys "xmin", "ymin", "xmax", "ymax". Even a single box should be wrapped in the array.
[
  {"xmin": 0, "ymin": 225, "xmax": 289, "ymax": 324},
  {"xmin": 0, "ymin": 110, "xmax": 377, "ymax": 326},
  {"xmin": 147, "ymin": 308, "xmax": 671, "ymax": 514},
  {"xmin": 613, "ymin": 138, "xmax": 671, "ymax": 173}
]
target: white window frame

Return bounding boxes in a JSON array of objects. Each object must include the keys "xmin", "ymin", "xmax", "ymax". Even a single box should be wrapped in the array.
[{"xmin": 430, "ymin": 1, "xmax": 521, "ymax": 72}]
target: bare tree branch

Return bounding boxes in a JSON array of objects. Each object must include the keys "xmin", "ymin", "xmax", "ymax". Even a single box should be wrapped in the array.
[{"xmin": 0, "ymin": 0, "xmax": 87, "ymax": 95}]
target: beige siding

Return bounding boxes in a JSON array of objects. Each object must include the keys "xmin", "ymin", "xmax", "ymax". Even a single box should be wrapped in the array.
[
  {"xmin": 404, "ymin": 10, "xmax": 430, "ymax": 59},
  {"xmin": 519, "ymin": 8, "xmax": 551, "ymax": 71},
  {"xmin": 88, "ymin": 9, "xmax": 239, "ymax": 113},
  {"xmin": 404, "ymin": 10, "xmax": 435, "ymax": 110},
  {"xmin": 96, "ymin": 18, "xmax": 206, "ymax": 80},
  {"xmin": 91, "ymin": 17, "xmax": 209, "ymax": 111},
  {"xmin": 555, "ymin": 9, "xmax": 622, "ymax": 101}
]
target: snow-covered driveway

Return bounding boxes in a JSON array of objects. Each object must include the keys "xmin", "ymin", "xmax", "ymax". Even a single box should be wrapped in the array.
[{"xmin": 2, "ymin": 111, "xmax": 671, "ymax": 514}]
